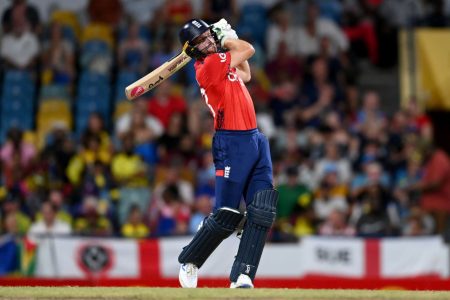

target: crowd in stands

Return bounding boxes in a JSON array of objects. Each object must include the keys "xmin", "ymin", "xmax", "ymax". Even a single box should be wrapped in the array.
[{"xmin": 1, "ymin": 0, "xmax": 450, "ymax": 251}]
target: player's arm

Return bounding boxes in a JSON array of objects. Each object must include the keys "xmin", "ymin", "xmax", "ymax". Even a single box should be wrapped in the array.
[{"xmin": 223, "ymin": 39, "xmax": 254, "ymax": 82}]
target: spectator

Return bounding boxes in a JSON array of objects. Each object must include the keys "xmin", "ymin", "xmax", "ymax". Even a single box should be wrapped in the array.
[
  {"xmin": 355, "ymin": 90, "xmax": 386, "ymax": 131},
  {"xmin": 401, "ymin": 206, "xmax": 434, "ymax": 236},
  {"xmin": 155, "ymin": 184, "xmax": 190, "ymax": 236},
  {"xmin": 266, "ymin": 9, "xmax": 301, "ymax": 60},
  {"xmin": 1, "ymin": 0, "xmax": 40, "ymax": 33},
  {"xmin": 299, "ymin": 82, "xmax": 335, "ymax": 127},
  {"xmin": 1, "ymin": 128, "xmax": 36, "ymax": 173},
  {"xmin": 116, "ymin": 98, "xmax": 164, "ymax": 139},
  {"xmin": 41, "ymin": 125, "xmax": 75, "ymax": 186},
  {"xmin": 353, "ymin": 182, "xmax": 395, "ymax": 237},
  {"xmin": 313, "ymin": 166, "xmax": 349, "ymax": 222},
  {"xmin": 189, "ymin": 194, "xmax": 213, "ymax": 234},
  {"xmin": 195, "ymin": 151, "xmax": 215, "ymax": 197},
  {"xmin": 1, "ymin": 195, "xmax": 30, "ymax": 236},
  {"xmin": 277, "ymin": 166, "xmax": 311, "ymax": 219},
  {"xmin": 35, "ymin": 190, "xmax": 72, "ymax": 225},
  {"xmin": 269, "ymin": 79, "xmax": 301, "ymax": 127},
  {"xmin": 319, "ymin": 209, "xmax": 355, "ymax": 236},
  {"xmin": 314, "ymin": 142, "xmax": 352, "ymax": 185},
  {"xmin": 275, "ymin": 166, "xmax": 313, "ymax": 237},
  {"xmin": 147, "ymin": 80, "xmax": 187, "ymax": 129},
  {"xmin": 41, "ymin": 22, "xmax": 75, "ymax": 86},
  {"xmin": 158, "ymin": 112, "xmax": 194, "ymax": 166},
  {"xmin": 412, "ymin": 144, "xmax": 450, "ymax": 234},
  {"xmin": 0, "ymin": 213, "xmax": 20, "ymax": 275},
  {"xmin": 74, "ymin": 196, "xmax": 112, "ymax": 237},
  {"xmin": 121, "ymin": 205, "xmax": 150, "ymax": 238},
  {"xmin": 0, "ymin": 10, "xmax": 39, "ymax": 70},
  {"xmin": 298, "ymin": 2, "xmax": 349, "ymax": 58},
  {"xmin": 153, "ymin": 163, "xmax": 194, "ymax": 206},
  {"xmin": 162, "ymin": 0, "xmax": 193, "ymax": 25},
  {"xmin": 266, "ymin": 42, "xmax": 303, "ymax": 85},
  {"xmin": 351, "ymin": 161, "xmax": 390, "ymax": 197},
  {"xmin": 82, "ymin": 113, "xmax": 112, "ymax": 155},
  {"xmin": 111, "ymin": 134, "xmax": 150, "ymax": 225},
  {"xmin": 118, "ymin": 21, "xmax": 148, "ymax": 74},
  {"xmin": 66, "ymin": 134, "xmax": 111, "ymax": 186},
  {"xmin": 1, "ymin": 128, "xmax": 36, "ymax": 190},
  {"xmin": 28, "ymin": 201, "xmax": 71, "ymax": 243},
  {"xmin": 87, "ymin": 0, "xmax": 123, "ymax": 27}
]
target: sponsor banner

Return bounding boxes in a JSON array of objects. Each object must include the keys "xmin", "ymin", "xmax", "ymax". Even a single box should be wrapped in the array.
[
  {"xmin": 301, "ymin": 237, "xmax": 365, "ymax": 278},
  {"xmin": 35, "ymin": 237, "xmax": 139, "ymax": 278},
  {"xmin": 159, "ymin": 236, "xmax": 364, "ymax": 278},
  {"xmin": 32, "ymin": 236, "xmax": 450, "ymax": 280},
  {"xmin": 381, "ymin": 237, "xmax": 449, "ymax": 278}
]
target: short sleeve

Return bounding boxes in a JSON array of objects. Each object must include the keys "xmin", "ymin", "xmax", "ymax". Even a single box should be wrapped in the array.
[{"xmin": 201, "ymin": 52, "xmax": 231, "ymax": 86}]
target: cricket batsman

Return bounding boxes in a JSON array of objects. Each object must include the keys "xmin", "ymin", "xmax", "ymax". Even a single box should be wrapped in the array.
[{"xmin": 177, "ymin": 18, "xmax": 278, "ymax": 288}]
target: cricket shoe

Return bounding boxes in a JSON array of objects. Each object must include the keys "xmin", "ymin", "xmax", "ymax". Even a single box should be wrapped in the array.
[
  {"xmin": 179, "ymin": 263, "xmax": 198, "ymax": 288},
  {"xmin": 230, "ymin": 274, "xmax": 254, "ymax": 288}
]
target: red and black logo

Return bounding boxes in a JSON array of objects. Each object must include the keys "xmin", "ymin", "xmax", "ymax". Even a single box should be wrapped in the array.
[{"xmin": 76, "ymin": 242, "xmax": 114, "ymax": 277}]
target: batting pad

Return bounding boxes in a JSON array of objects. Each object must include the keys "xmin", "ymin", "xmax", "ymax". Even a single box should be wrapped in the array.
[
  {"xmin": 178, "ymin": 208, "xmax": 244, "ymax": 268},
  {"xmin": 230, "ymin": 189, "xmax": 278, "ymax": 282}
]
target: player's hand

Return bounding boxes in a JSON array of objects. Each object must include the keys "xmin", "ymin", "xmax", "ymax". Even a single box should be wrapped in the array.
[{"xmin": 212, "ymin": 18, "xmax": 238, "ymax": 48}]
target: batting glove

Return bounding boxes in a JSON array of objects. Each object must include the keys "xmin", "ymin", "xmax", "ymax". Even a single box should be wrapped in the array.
[{"xmin": 212, "ymin": 18, "xmax": 238, "ymax": 48}]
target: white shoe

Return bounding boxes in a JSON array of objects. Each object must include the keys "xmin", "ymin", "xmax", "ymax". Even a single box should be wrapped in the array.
[
  {"xmin": 179, "ymin": 263, "xmax": 198, "ymax": 288},
  {"xmin": 230, "ymin": 274, "xmax": 254, "ymax": 288}
]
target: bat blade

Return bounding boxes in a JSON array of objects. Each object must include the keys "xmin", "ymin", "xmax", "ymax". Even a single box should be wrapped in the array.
[{"xmin": 125, "ymin": 51, "xmax": 192, "ymax": 100}]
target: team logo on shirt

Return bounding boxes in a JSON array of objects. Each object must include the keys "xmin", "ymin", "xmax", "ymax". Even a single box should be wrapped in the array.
[{"xmin": 224, "ymin": 166, "xmax": 231, "ymax": 178}]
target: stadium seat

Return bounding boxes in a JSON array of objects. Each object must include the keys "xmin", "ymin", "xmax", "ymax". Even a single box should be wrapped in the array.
[
  {"xmin": 51, "ymin": 10, "xmax": 81, "ymax": 40},
  {"xmin": 117, "ymin": 24, "xmax": 151, "ymax": 42},
  {"xmin": 79, "ymin": 71, "xmax": 110, "ymax": 85},
  {"xmin": 39, "ymin": 85, "xmax": 71, "ymax": 102},
  {"xmin": 38, "ymin": 100, "xmax": 71, "ymax": 114},
  {"xmin": 115, "ymin": 71, "xmax": 138, "ymax": 102},
  {"xmin": 237, "ymin": 3, "xmax": 268, "ymax": 48},
  {"xmin": 82, "ymin": 23, "xmax": 114, "ymax": 48},
  {"xmin": 4, "ymin": 70, "xmax": 33, "ymax": 84}
]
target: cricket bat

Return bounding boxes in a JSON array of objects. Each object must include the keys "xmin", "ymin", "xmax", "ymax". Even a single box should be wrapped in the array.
[{"xmin": 125, "ymin": 51, "xmax": 191, "ymax": 100}]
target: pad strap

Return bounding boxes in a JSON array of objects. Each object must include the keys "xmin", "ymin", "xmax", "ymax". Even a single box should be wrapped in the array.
[{"xmin": 178, "ymin": 208, "xmax": 243, "ymax": 268}]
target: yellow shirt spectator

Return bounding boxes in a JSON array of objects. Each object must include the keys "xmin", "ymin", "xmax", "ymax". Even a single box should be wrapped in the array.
[
  {"xmin": 111, "ymin": 153, "xmax": 148, "ymax": 187},
  {"xmin": 121, "ymin": 223, "xmax": 149, "ymax": 239}
]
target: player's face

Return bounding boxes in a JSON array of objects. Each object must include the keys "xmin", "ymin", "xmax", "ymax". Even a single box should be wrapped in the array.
[{"xmin": 194, "ymin": 30, "xmax": 217, "ymax": 55}]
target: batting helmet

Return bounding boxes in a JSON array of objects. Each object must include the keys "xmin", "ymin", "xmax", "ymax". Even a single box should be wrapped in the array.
[{"xmin": 179, "ymin": 19, "xmax": 214, "ymax": 59}]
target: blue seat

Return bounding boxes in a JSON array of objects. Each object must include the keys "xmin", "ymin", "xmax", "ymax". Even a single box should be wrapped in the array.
[
  {"xmin": 2, "ymin": 85, "xmax": 34, "ymax": 100},
  {"xmin": 82, "ymin": 40, "xmax": 110, "ymax": 55},
  {"xmin": 4, "ymin": 70, "xmax": 33, "ymax": 84},
  {"xmin": 81, "ymin": 40, "xmax": 112, "ymax": 70},
  {"xmin": 118, "ymin": 71, "xmax": 138, "ymax": 85},
  {"xmin": 1, "ymin": 98, "xmax": 34, "ymax": 114},
  {"xmin": 39, "ymin": 84, "xmax": 71, "ymax": 101},
  {"xmin": 238, "ymin": 4, "xmax": 268, "ymax": 47},
  {"xmin": 114, "ymin": 71, "xmax": 138, "ymax": 102},
  {"xmin": 62, "ymin": 25, "xmax": 76, "ymax": 44},
  {"xmin": 1, "ymin": 113, "xmax": 33, "ymax": 130},
  {"xmin": 117, "ymin": 25, "xmax": 151, "ymax": 42},
  {"xmin": 79, "ymin": 71, "xmax": 109, "ymax": 85},
  {"xmin": 78, "ymin": 84, "xmax": 110, "ymax": 99}
]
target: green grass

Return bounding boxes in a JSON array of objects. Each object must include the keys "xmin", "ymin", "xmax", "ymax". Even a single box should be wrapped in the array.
[{"xmin": 1, "ymin": 287, "xmax": 450, "ymax": 300}]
